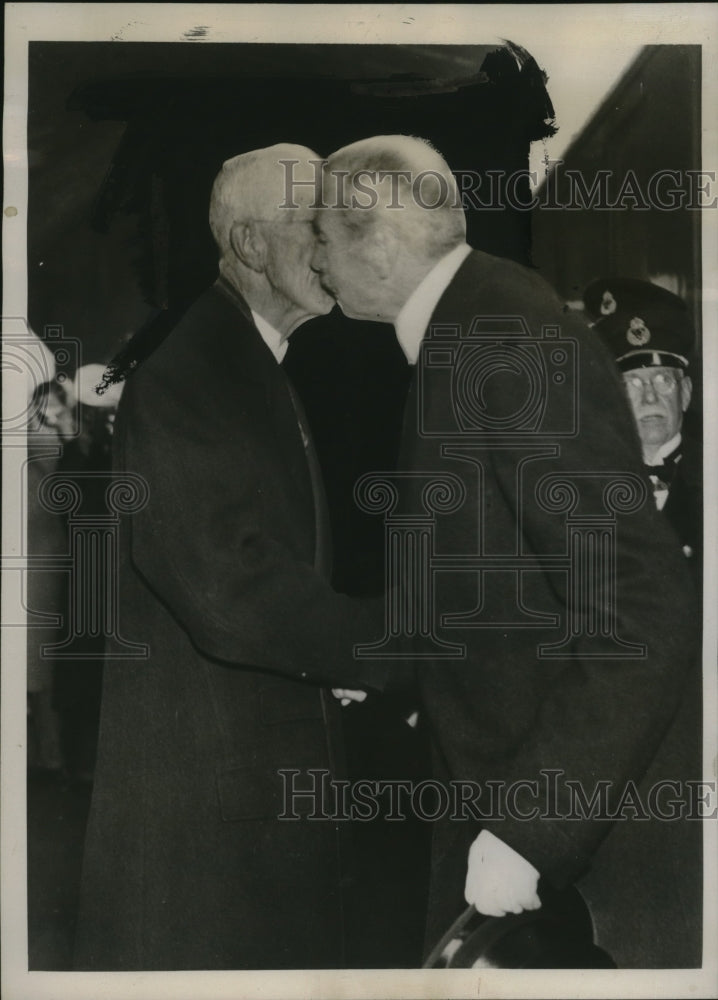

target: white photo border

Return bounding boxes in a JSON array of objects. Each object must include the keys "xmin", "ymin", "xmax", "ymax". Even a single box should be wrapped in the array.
[{"xmin": 3, "ymin": 4, "xmax": 717, "ymax": 999}]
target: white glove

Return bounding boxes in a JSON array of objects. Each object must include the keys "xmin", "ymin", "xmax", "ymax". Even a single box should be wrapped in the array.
[{"xmin": 464, "ymin": 829, "xmax": 541, "ymax": 917}]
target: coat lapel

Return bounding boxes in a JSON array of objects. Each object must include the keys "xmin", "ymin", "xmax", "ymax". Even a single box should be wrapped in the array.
[{"xmin": 212, "ymin": 279, "xmax": 316, "ymax": 526}]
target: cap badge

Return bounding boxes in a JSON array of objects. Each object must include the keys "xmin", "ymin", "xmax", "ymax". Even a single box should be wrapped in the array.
[
  {"xmin": 600, "ymin": 290, "xmax": 617, "ymax": 315},
  {"xmin": 626, "ymin": 316, "xmax": 651, "ymax": 346}
]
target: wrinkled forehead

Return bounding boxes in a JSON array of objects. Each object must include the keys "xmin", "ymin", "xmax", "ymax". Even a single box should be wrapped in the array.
[{"xmin": 216, "ymin": 156, "xmax": 321, "ymax": 225}]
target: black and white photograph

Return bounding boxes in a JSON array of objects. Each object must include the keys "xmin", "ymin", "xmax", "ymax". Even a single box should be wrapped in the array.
[{"xmin": 2, "ymin": 4, "xmax": 717, "ymax": 998}]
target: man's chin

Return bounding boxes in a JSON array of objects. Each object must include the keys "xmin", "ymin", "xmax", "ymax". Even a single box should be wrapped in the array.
[
  {"xmin": 638, "ymin": 415, "xmax": 670, "ymax": 446},
  {"xmin": 335, "ymin": 300, "xmax": 368, "ymax": 321},
  {"xmin": 319, "ymin": 291, "xmax": 374, "ymax": 321},
  {"xmin": 303, "ymin": 290, "xmax": 336, "ymax": 317},
  {"xmin": 316, "ymin": 295, "xmax": 336, "ymax": 316},
  {"xmin": 311, "ymin": 283, "xmax": 337, "ymax": 315}
]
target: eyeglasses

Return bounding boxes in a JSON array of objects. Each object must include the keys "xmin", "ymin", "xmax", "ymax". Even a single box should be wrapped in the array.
[{"xmin": 622, "ymin": 371, "xmax": 682, "ymax": 396}]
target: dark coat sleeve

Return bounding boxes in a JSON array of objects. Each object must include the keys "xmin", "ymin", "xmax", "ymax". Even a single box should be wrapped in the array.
[
  {"xmin": 430, "ymin": 264, "xmax": 700, "ymax": 884},
  {"xmin": 118, "ymin": 361, "xmax": 398, "ymax": 692}
]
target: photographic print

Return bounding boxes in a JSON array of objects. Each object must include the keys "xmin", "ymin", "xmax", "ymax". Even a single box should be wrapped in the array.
[{"xmin": 3, "ymin": 5, "xmax": 717, "ymax": 999}]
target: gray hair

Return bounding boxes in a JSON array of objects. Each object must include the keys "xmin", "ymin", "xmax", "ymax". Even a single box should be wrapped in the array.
[
  {"xmin": 209, "ymin": 150, "xmax": 261, "ymax": 261},
  {"xmin": 324, "ymin": 135, "xmax": 466, "ymax": 259},
  {"xmin": 209, "ymin": 144, "xmax": 321, "ymax": 261}
]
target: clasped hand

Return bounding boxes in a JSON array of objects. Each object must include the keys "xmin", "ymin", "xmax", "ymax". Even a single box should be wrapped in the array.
[{"xmin": 331, "ymin": 688, "xmax": 367, "ymax": 707}]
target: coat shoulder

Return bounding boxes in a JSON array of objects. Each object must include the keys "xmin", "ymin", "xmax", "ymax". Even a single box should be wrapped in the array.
[
  {"xmin": 459, "ymin": 251, "xmax": 569, "ymax": 314},
  {"xmin": 441, "ymin": 251, "xmax": 605, "ymax": 364},
  {"xmin": 120, "ymin": 285, "xmax": 273, "ymax": 420}
]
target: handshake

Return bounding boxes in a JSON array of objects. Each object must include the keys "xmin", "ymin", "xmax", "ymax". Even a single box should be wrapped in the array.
[{"xmin": 331, "ymin": 687, "xmax": 368, "ymax": 707}]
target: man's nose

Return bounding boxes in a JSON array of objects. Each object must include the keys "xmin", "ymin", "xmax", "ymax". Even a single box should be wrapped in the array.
[{"xmin": 641, "ymin": 379, "xmax": 658, "ymax": 403}]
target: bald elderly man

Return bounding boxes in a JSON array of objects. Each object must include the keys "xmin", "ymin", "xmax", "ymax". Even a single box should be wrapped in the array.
[
  {"xmin": 311, "ymin": 136, "xmax": 700, "ymax": 967},
  {"xmin": 73, "ymin": 145, "xmax": 390, "ymax": 971}
]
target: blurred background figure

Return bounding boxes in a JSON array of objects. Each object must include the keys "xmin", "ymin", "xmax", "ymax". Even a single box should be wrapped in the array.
[
  {"xmin": 52, "ymin": 364, "xmax": 124, "ymax": 783},
  {"xmin": 584, "ymin": 277, "xmax": 701, "ymax": 576},
  {"xmin": 64, "ymin": 363, "xmax": 123, "ymax": 469},
  {"xmin": 26, "ymin": 352, "xmax": 124, "ymax": 964},
  {"xmin": 27, "ymin": 359, "xmax": 124, "ymax": 780},
  {"xmin": 26, "ymin": 334, "xmax": 75, "ymax": 775}
]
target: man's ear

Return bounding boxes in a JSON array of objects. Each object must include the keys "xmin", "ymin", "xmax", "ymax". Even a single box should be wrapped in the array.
[
  {"xmin": 229, "ymin": 222, "xmax": 265, "ymax": 273},
  {"xmin": 371, "ymin": 226, "xmax": 399, "ymax": 280},
  {"xmin": 680, "ymin": 374, "xmax": 693, "ymax": 412}
]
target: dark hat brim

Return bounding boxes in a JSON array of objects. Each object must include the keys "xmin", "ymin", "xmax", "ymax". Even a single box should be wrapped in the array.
[
  {"xmin": 423, "ymin": 884, "xmax": 615, "ymax": 969},
  {"xmin": 583, "ymin": 277, "xmax": 694, "ymax": 364}
]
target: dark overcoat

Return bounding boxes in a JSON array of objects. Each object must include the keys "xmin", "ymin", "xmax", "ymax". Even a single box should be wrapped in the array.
[
  {"xmin": 73, "ymin": 282, "xmax": 383, "ymax": 970},
  {"xmin": 664, "ymin": 433, "xmax": 702, "ymax": 584},
  {"xmin": 400, "ymin": 252, "xmax": 702, "ymax": 967}
]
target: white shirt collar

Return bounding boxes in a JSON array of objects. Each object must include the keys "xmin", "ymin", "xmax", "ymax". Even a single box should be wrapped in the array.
[
  {"xmin": 644, "ymin": 433, "xmax": 682, "ymax": 466},
  {"xmin": 251, "ymin": 309, "xmax": 288, "ymax": 364},
  {"xmin": 394, "ymin": 243, "xmax": 472, "ymax": 365}
]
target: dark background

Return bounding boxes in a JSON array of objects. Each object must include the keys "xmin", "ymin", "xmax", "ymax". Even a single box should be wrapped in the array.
[{"xmin": 532, "ymin": 45, "xmax": 703, "ymax": 426}]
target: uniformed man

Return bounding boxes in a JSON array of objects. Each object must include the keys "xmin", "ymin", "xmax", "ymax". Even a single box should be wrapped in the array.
[
  {"xmin": 584, "ymin": 277, "xmax": 702, "ymax": 574},
  {"xmin": 581, "ymin": 276, "xmax": 703, "ymax": 967}
]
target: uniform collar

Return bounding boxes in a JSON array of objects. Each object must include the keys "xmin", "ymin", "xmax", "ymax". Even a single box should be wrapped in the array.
[
  {"xmin": 394, "ymin": 243, "xmax": 472, "ymax": 365},
  {"xmin": 645, "ymin": 433, "xmax": 682, "ymax": 467}
]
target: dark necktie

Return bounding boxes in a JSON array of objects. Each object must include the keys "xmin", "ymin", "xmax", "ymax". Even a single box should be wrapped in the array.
[
  {"xmin": 285, "ymin": 379, "xmax": 333, "ymax": 580},
  {"xmin": 217, "ymin": 276, "xmax": 334, "ymax": 579},
  {"xmin": 644, "ymin": 447, "xmax": 681, "ymax": 504}
]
